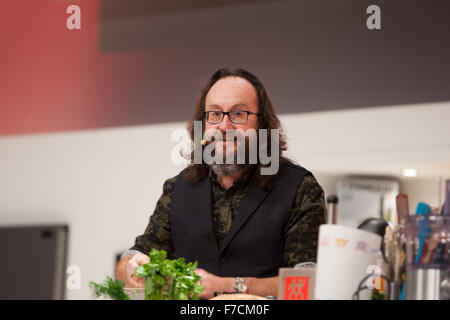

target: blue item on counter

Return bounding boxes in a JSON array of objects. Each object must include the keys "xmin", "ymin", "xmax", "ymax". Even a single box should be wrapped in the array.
[{"xmin": 414, "ymin": 202, "xmax": 431, "ymax": 264}]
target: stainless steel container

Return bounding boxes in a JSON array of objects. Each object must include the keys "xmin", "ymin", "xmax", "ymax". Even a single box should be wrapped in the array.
[
  {"xmin": 404, "ymin": 215, "xmax": 450, "ymax": 300},
  {"xmin": 405, "ymin": 268, "xmax": 448, "ymax": 300}
]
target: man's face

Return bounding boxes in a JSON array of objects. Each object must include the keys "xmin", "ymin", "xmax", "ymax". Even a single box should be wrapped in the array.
[{"xmin": 204, "ymin": 76, "xmax": 259, "ymax": 158}]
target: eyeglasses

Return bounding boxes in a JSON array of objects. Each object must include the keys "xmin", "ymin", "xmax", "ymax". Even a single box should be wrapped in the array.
[{"xmin": 203, "ymin": 110, "xmax": 260, "ymax": 124}]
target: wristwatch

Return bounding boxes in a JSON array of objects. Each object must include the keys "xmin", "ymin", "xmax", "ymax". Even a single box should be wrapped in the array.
[{"xmin": 233, "ymin": 277, "xmax": 248, "ymax": 293}]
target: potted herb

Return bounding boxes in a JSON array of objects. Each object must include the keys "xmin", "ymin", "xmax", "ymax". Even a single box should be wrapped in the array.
[
  {"xmin": 135, "ymin": 249, "xmax": 203, "ymax": 300},
  {"xmin": 90, "ymin": 249, "xmax": 203, "ymax": 300}
]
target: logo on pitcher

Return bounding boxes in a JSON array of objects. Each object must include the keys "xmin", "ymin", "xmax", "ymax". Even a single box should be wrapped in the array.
[
  {"xmin": 355, "ymin": 241, "xmax": 367, "ymax": 253},
  {"xmin": 336, "ymin": 238, "xmax": 348, "ymax": 248},
  {"xmin": 320, "ymin": 236, "xmax": 330, "ymax": 247}
]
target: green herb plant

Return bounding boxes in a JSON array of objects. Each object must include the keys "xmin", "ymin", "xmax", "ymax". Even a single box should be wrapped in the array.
[
  {"xmin": 89, "ymin": 276, "xmax": 131, "ymax": 300},
  {"xmin": 89, "ymin": 249, "xmax": 204, "ymax": 300},
  {"xmin": 135, "ymin": 249, "xmax": 204, "ymax": 300}
]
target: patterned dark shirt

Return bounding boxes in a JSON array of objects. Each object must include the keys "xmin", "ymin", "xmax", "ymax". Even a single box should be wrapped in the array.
[{"xmin": 130, "ymin": 166, "xmax": 327, "ymax": 267}]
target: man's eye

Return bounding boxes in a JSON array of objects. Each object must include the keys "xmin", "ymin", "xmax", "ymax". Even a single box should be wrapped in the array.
[{"xmin": 212, "ymin": 112, "xmax": 222, "ymax": 116}]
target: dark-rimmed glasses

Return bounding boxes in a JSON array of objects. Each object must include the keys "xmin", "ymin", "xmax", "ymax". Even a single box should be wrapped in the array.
[{"xmin": 203, "ymin": 110, "xmax": 260, "ymax": 124}]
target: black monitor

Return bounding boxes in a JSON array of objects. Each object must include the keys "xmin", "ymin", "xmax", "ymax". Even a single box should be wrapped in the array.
[{"xmin": 0, "ymin": 225, "xmax": 69, "ymax": 299}]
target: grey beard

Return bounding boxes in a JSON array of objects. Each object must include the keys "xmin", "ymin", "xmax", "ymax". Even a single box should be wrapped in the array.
[{"xmin": 211, "ymin": 163, "xmax": 246, "ymax": 177}]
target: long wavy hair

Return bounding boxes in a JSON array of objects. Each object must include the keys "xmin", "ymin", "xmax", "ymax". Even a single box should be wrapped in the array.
[{"xmin": 183, "ymin": 68, "xmax": 289, "ymax": 188}]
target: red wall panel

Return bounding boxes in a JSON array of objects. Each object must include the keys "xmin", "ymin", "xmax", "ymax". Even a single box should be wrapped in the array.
[{"xmin": 0, "ymin": 0, "xmax": 140, "ymax": 136}]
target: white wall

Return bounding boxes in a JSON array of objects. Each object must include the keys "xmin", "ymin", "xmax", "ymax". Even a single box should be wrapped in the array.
[
  {"xmin": 0, "ymin": 102, "xmax": 449, "ymax": 299},
  {"xmin": 0, "ymin": 123, "xmax": 185, "ymax": 299},
  {"xmin": 400, "ymin": 178, "xmax": 444, "ymax": 214}
]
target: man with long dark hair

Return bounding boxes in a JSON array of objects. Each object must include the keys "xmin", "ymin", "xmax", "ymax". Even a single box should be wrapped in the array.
[{"xmin": 115, "ymin": 68, "xmax": 326, "ymax": 299}]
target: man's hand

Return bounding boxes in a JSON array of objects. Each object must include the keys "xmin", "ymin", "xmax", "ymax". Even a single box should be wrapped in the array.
[
  {"xmin": 125, "ymin": 253, "xmax": 150, "ymax": 288},
  {"xmin": 195, "ymin": 268, "xmax": 233, "ymax": 299}
]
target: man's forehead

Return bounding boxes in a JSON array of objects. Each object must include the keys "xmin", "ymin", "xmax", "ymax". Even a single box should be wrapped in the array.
[{"xmin": 206, "ymin": 77, "xmax": 257, "ymax": 107}]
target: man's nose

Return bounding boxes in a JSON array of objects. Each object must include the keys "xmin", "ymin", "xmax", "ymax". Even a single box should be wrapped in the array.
[{"xmin": 218, "ymin": 114, "xmax": 235, "ymax": 131}]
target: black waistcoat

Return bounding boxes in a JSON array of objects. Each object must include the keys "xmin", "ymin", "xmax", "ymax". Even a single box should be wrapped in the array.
[{"xmin": 170, "ymin": 162, "xmax": 310, "ymax": 277}]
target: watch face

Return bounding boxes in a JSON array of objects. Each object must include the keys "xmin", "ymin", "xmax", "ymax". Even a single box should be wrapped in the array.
[{"xmin": 237, "ymin": 281, "xmax": 247, "ymax": 293}]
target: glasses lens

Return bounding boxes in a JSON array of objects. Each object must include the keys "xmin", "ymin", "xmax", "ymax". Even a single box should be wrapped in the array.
[
  {"xmin": 207, "ymin": 111, "xmax": 223, "ymax": 123},
  {"xmin": 229, "ymin": 111, "xmax": 248, "ymax": 124}
]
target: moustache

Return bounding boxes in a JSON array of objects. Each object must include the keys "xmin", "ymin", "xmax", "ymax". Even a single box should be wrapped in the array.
[{"xmin": 201, "ymin": 131, "xmax": 249, "ymax": 146}]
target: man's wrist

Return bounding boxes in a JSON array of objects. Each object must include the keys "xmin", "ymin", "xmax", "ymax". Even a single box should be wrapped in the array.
[{"xmin": 217, "ymin": 277, "xmax": 237, "ymax": 295}]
